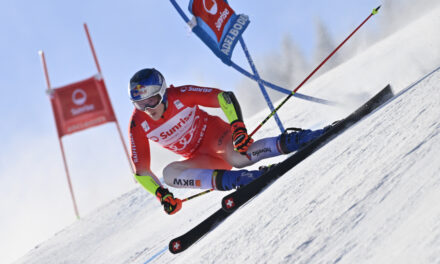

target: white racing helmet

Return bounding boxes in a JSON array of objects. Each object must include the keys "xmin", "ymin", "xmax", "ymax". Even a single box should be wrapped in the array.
[{"xmin": 129, "ymin": 68, "xmax": 167, "ymax": 110}]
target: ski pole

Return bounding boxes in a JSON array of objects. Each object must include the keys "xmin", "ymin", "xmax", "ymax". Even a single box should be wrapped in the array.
[
  {"xmin": 181, "ymin": 189, "xmax": 214, "ymax": 203},
  {"xmin": 249, "ymin": 6, "xmax": 381, "ymax": 137}
]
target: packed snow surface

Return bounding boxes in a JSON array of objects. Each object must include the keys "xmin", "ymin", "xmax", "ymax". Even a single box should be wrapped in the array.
[{"xmin": 16, "ymin": 5, "xmax": 440, "ymax": 264}]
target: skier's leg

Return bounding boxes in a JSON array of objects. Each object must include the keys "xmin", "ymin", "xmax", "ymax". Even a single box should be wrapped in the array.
[
  {"xmin": 163, "ymin": 153, "xmax": 266, "ymax": 191},
  {"xmin": 227, "ymin": 136, "xmax": 282, "ymax": 167},
  {"xmin": 197, "ymin": 115, "xmax": 279, "ymax": 167},
  {"xmin": 162, "ymin": 154, "xmax": 231, "ymax": 189},
  {"xmin": 163, "ymin": 115, "xmax": 331, "ymax": 190},
  {"xmin": 226, "ymin": 126, "xmax": 333, "ymax": 166},
  {"xmin": 162, "ymin": 115, "xmax": 267, "ymax": 190},
  {"xmin": 212, "ymin": 127, "xmax": 332, "ymax": 190}
]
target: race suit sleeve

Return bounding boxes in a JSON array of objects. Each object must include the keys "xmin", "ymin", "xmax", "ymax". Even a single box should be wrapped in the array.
[
  {"xmin": 176, "ymin": 85, "xmax": 223, "ymax": 108},
  {"xmin": 129, "ymin": 116, "xmax": 162, "ymax": 196},
  {"xmin": 175, "ymin": 85, "xmax": 244, "ymax": 124},
  {"xmin": 217, "ymin": 91, "xmax": 244, "ymax": 123}
]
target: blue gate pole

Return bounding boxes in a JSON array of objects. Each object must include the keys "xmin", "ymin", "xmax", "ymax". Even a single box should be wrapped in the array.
[
  {"xmin": 170, "ymin": 0, "xmax": 190, "ymax": 22},
  {"xmin": 239, "ymin": 37, "xmax": 285, "ymax": 133}
]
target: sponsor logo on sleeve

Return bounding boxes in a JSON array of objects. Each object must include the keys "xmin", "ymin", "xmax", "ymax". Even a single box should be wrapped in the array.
[
  {"xmin": 180, "ymin": 86, "xmax": 213, "ymax": 93},
  {"xmin": 130, "ymin": 133, "xmax": 138, "ymax": 163}
]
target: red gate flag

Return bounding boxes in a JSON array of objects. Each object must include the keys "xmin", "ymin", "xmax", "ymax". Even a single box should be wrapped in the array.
[
  {"xmin": 188, "ymin": 0, "xmax": 250, "ymax": 65},
  {"xmin": 49, "ymin": 74, "xmax": 116, "ymax": 138}
]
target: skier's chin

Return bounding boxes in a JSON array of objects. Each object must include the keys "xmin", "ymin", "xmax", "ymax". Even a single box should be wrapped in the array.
[
  {"xmin": 145, "ymin": 104, "xmax": 164, "ymax": 120},
  {"xmin": 146, "ymin": 111, "xmax": 161, "ymax": 120}
]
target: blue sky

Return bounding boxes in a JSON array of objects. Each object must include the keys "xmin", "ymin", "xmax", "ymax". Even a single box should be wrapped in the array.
[{"xmin": 0, "ymin": 0, "xmax": 383, "ymax": 262}]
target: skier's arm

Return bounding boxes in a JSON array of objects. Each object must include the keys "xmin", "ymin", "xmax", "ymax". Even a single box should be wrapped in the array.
[
  {"xmin": 217, "ymin": 91, "xmax": 254, "ymax": 154},
  {"xmin": 176, "ymin": 85, "xmax": 222, "ymax": 107},
  {"xmin": 135, "ymin": 173, "xmax": 182, "ymax": 215},
  {"xmin": 129, "ymin": 117, "xmax": 182, "ymax": 214},
  {"xmin": 129, "ymin": 137, "xmax": 161, "ymax": 195},
  {"xmin": 134, "ymin": 173, "xmax": 161, "ymax": 195},
  {"xmin": 176, "ymin": 86, "xmax": 253, "ymax": 153},
  {"xmin": 217, "ymin": 91, "xmax": 243, "ymax": 123},
  {"xmin": 129, "ymin": 119, "xmax": 156, "ymax": 190}
]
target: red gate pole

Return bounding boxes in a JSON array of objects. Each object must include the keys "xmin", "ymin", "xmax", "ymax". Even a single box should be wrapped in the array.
[
  {"xmin": 39, "ymin": 50, "xmax": 81, "ymax": 219},
  {"xmin": 83, "ymin": 23, "xmax": 136, "ymax": 179}
]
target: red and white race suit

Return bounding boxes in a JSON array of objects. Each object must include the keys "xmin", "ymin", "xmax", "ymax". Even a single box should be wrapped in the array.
[{"xmin": 129, "ymin": 85, "xmax": 232, "ymax": 175}]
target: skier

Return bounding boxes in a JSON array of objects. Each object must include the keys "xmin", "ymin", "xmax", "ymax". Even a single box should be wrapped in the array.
[{"xmin": 129, "ymin": 68, "xmax": 329, "ymax": 215}]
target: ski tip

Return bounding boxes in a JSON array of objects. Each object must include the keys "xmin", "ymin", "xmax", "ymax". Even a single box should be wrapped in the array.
[
  {"xmin": 373, "ymin": 5, "xmax": 381, "ymax": 15},
  {"xmin": 169, "ymin": 239, "xmax": 184, "ymax": 254}
]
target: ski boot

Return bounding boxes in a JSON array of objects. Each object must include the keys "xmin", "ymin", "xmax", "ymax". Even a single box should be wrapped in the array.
[
  {"xmin": 214, "ymin": 169, "xmax": 263, "ymax": 190},
  {"xmin": 277, "ymin": 127, "xmax": 327, "ymax": 154}
]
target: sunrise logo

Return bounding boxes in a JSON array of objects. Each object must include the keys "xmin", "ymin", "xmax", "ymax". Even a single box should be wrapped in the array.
[{"xmin": 72, "ymin": 89, "xmax": 87, "ymax": 105}]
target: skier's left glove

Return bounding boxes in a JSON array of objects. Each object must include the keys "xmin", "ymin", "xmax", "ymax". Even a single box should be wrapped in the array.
[
  {"xmin": 156, "ymin": 187, "xmax": 182, "ymax": 215},
  {"xmin": 231, "ymin": 120, "xmax": 254, "ymax": 154}
]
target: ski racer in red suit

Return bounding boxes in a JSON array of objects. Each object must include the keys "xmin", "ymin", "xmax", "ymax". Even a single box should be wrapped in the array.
[{"xmin": 129, "ymin": 68, "xmax": 329, "ymax": 215}]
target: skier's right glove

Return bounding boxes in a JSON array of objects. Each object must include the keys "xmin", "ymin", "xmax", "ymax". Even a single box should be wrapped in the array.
[
  {"xmin": 156, "ymin": 187, "xmax": 182, "ymax": 215},
  {"xmin": 231, "ymin": 120, "xmax": 254, "ymax": 154}
]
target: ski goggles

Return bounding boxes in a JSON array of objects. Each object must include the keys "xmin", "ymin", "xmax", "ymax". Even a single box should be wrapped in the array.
[{"xmin": 133, "ymin": 94, "xmax": 162, "ymax": 111}]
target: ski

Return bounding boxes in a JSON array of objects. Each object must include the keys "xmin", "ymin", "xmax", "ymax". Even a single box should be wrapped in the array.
[
  {"xmin": 222, "ymin": 84, "xmax": 394, "ymax": 212},
  {"xmin": 169, "ymin": 209, "xmax": 230, "ymax": 254},
  {"xmin": 168, "ymin": 84, "xmax": 393, "ymax": 254}
]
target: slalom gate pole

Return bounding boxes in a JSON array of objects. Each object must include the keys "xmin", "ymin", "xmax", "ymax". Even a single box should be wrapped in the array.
[
  {"xmin": 239, "ymin": 38, "xmax": 285, "ymax": 133},
  {"xmin": 249, "ymin": 6, "xmax": 381, "ymax": 137},
  {"xmin": 39, "ymin": 51, "xmax": 81, "ymax": 219},
  {"xmin": 182, "ymin": 189, "xmax": 214, "ymax": 203}
]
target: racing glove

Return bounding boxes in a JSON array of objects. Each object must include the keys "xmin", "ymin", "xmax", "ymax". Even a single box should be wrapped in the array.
[
  {"xmin": 156, "ymin": 187, "xmax": 182, "ymax": 215},
  {"xmin": 231, "ymin": 120, "xmax": 254, "ymax": 154}
]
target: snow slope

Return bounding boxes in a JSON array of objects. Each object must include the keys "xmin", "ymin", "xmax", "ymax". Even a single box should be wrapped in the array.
[
  {"xmin": 16, "ymin": 5, "xmax": 440, "ymax": 264},
  {"xmin": 176, "ymin": 68, "xmax": 440, "ymax": 264}
]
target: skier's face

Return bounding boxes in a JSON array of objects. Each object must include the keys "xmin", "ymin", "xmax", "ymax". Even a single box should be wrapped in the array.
[{"xmin": 144, "ymin": 102, "xmax": 165, "ymax": 120}]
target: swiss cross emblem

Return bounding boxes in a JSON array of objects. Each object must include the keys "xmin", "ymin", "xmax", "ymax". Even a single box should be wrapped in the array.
[
  {"xmin": 225, "ymin": 198, "xmax": 235, "ymax": 209},
  {"xmin": 172, "ymin": 241, "xmax": 181, "ymax": 252}
]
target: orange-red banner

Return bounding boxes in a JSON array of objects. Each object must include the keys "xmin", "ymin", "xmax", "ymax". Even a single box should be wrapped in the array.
[{"xmin": 49, "ymin": 74, "xmax": 116, "ymax": 137}]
